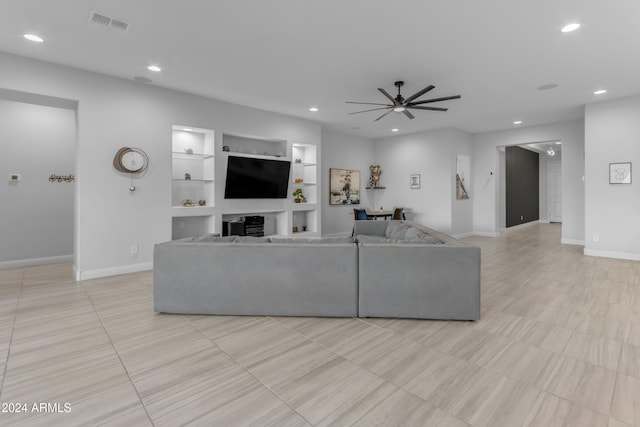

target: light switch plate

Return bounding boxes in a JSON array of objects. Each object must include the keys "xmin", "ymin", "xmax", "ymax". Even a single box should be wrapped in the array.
[{"xmin": 8, "ymin": 174, "xmax": 21, "ymax": 182}]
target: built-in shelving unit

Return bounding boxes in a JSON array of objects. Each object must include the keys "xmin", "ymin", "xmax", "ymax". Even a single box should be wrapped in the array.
[
  {"xmin": 291, "ymin": 143, "xmax": 317, "ymax": 206},
  {"xmin": 170, "ymin": 129, "xmax": 320, "ymax": 239},
  {"xmin": 171, "ymin": 126, "xmax": 215, "ymax": 239}
]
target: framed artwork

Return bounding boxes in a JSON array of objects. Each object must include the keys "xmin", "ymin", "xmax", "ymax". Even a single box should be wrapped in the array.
[
  {"xmin": 330, "ymin": 168, "xmax": 360, "ymax": 205},
  {"xmin": 610, "ymin": 162, "xmax": 632, "ymax": 184},
  {"xmin": 456, "ymin": 155, "xmax": 470, "ymax": 199},
  {"xmin": 410, "ymin": 174, "xmax": 421, "ymax": 189}
]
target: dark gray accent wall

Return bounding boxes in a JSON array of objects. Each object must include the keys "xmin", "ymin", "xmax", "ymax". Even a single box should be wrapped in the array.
[{"xmin": 506, "ymin": 146, "xmax": 539, "ymax": 227}]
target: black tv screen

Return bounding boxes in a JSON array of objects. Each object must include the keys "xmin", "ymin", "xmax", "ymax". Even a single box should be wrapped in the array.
[{"xmin": 224, "ymin": 156, "xmax": 291, "ymax": 199}]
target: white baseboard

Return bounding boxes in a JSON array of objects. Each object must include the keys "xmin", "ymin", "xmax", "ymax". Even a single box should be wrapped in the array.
[
  {"xmin": 584, "ymin": 249, "xmax": 640, "ymax": 261},
  {"xmin": 76, "ymin": 262, "xmax": 153, "ymax": 281},
  {"xmin": 0, "ymin": 255, "xmax": 73, "ymax": 269},
  {"xmin": 539, "ymin": 219, "xmax": 551, "ymax": 224},
  {"xmin": 472, "ymin": 231, "xmax": 499, "ymax": 237},
  {"xmin": 561, "ymin": 238, "xmax": 584, "ymax": 246},
  {"xmin": 453, "ymin": 232, "xmax": 474, "ymax": 239}
]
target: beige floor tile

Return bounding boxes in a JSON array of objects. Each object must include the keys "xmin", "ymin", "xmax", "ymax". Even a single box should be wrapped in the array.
[
  {"xmin": 403, "ymin": 353, "xmax": 485, "ymax": 409},
  {"xmin": 624, "ymin": 321, "xmax": 640, "ymax": 347},
  {"xmin": 577, "ymin": 314, "xmax": 628, "ymax": 342},
  {"xmin": 609, "ymin": 417, "xmax": 635, "ymax": 427},
  {"xmin": 275, "ymin": 357, "xmax": 393, "ymax": 426},
  {"xmin": 188, "ymin": 314, "xmax": 273, "ymax": 340},
  {"xmin": 484, "ymin": 340, "xmax": 560, "ymax": 387},
  {"xmin": 611, "ymin": 374, "xmax": 640, "ymax": 426},
  {"xmin": 514, "ymin": 319, "xmax": 574, "ymax": 354},
  {"xmin": 447, "ymin": 369, "xmax": 540, "ymax": 427},
  {"xmin": 540, "ymin": 354, "xmax": 617, "ymax": 414},
  {"xmin": 523, "ymin": 392, "xmax": 608, "ymax": 427},
  {"xmin": 362, "ymin": 344, "xmax": 444, "ymax": 387},
  {"xmin": 619, "ymin": 343, "xmax": 640, "ymax": 379},
  {"xmin": 563, "ymin": 331, "xmax": 623, "ymax": 371},
  {"xmin": 351, "ymin": 389, "xmax": 449, "ymax": 427},
  {"xmin": 361, "ymin": 317, "xmax": 445, "ymax": 343}
]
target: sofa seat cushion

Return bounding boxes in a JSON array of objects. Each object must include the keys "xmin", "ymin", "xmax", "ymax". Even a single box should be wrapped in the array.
[
  {"xmin": 385, "ymin": 221, "xmax": 411, "ymax": 239},
  {"xmin": 270, "ymin": 236, "xmax": 355, "ymax": 244}
]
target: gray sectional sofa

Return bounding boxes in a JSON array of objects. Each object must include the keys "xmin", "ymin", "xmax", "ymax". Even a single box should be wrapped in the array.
[
  {"xmin": 153, "ymin": 221, "xmax": 480, "ymax": 320},
  {"xmin": 353, "ymin": 221, "xmax": 481, "ymax": 320}
]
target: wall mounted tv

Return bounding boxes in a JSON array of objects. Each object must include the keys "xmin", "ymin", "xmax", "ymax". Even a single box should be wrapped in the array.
[{"xmin": 224, "ymin": 156, "xmax": 291, "ymax": 199}]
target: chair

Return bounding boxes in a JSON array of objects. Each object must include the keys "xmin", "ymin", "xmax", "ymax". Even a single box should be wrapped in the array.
[
  {"xmin": 392, "ymin": 207, "xmax": 406, "ymax": 220},
  {"xmin": 353, "ymin": 208, "xmax": 372, "ymax": 220}
]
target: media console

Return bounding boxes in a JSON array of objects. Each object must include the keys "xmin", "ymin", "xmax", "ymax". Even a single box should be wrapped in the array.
[{"xmin": 223, "ymin": 215, "xmax": 265, "ymax": 237}]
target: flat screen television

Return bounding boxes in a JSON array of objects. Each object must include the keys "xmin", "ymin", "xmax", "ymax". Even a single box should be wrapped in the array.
[{"xmin": 224, "ymin": 156, "xmax": 291, "ymax": 199}]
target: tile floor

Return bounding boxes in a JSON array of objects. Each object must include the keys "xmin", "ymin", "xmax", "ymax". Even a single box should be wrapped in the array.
[{"xmin": 0, "ymin": 223, "xmax": 639, "ymax": 426}]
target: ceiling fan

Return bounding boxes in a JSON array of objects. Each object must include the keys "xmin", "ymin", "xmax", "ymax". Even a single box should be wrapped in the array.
[{"xmin": 347, "ymin": 81, "xmax": 461, "ymax": 121}]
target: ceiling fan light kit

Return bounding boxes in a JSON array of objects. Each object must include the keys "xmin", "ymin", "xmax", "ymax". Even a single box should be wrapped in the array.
[{"xmin": 347, "ymin": 81, "xmax": 461, "ymax": 121}]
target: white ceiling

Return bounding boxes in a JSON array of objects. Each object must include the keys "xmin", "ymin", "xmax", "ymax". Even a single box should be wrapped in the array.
[{"xmin": 1, "ymin": 0, "xmax": 639, "ymax": 139}]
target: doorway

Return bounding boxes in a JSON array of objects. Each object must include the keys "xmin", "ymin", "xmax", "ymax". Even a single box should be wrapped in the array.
[
  {"xmin": 0, "ymin": 90, "xmax": 77, "ymax": 268},
  {"xmin": 497, "ymin": 140, "xmax": 563, "ymax": 230}
]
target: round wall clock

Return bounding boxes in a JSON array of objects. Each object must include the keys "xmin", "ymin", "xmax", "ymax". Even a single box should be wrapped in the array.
[{"xmin": 113, "ymin": 147, "xmax": 149, "ymax": 173}]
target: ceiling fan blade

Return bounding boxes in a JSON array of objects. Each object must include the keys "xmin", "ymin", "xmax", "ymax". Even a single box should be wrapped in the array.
[
  {"xmin": 377, "ymin": 88, "xmax": 396, "ymax": 104},
  {"xmin": 409, "ymin": 95, "xmax": 461, "ymax": 105},
  {"xmin": 348, "ymin": 107, "xmax": 392, "ymax": 115},
  {"xmin": 403, "ymin": 85, "xmax": 435, "ymax": 104},
  {"xmin": 403, "ymin": 109, "xmax": 415, "ymax": 119},
  {"xmin": 345, "ymin": 101, "xmax": 393, "ymax": 106},
  {"xmin": 374, "ymin": 109, "xmax": 395, "ymax": 121},
  {"xmin": 409, "ymin": 106, "xmax": 448, "ymax": 111}
]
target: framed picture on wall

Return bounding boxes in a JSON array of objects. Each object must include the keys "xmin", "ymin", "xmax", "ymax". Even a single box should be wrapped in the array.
[
  {"xmin": 330, "ymin": 168, "xmax": 360, "ymax": 204},
  {"xmin": 609, "ymin": 162, "xmax": 631, "ymax": 184},
  {"xmin": 410, "ymin": 174, "xmax": 420, "ymax": 189},
  {"xmin": 456, "ymin": 155, "xmax": 470, "ymax": 199}
]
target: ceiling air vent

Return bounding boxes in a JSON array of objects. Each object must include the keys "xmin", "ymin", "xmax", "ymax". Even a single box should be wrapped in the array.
[{"xmin": 88, "ymin": 12, "xmax": 130, "ymax": 35}]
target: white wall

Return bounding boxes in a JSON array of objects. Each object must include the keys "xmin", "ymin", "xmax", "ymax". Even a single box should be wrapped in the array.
[
  {"xmin": 321, "ymin": 130, "xmax": 375, "ymax": 235},
  {"xmin": 472, "ymin": 119, "xmax": 584, "ymax": 243},
  {"xmin": 1, "ymin": 52, "xmax": 321, "ymax": 279},
  {"xmin": 373, "ymin": 128, "xmax": 473, "ymax": 235},
  {"xmin": 584, "ymin": 95, "xmax": 640, "ymax": 260},
  {"xmin": 0, "ymin": 99, "xmax": 75, "ymax": 266}
]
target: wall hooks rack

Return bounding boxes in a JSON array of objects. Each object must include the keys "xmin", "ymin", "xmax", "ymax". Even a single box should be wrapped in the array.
[{"xmin": 49, "ymin": 174, "xmax": 75, "ymax": 183}]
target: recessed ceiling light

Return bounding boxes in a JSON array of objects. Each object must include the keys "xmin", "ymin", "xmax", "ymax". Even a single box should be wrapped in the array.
[
  {"xmin": 391, "ymin": 128, "xmax": 399, "ymax": 132},
  {"xmin": 513, "ymin": 121, "xmax": 522, "ymax": 125},
  {"xmin": 593, "ymin": 89, "xmax": 607, "ymax": 95},
  {"xmin": 561, "ymin": 23, "xmax": 580, "ymax": 33},
  {"xmin": 309, "ymin": 107, "xmax": 318, "ymax": 112},
  {"xmin": 537, "ymin": 83, "xmax": 558, "ymax": 91},
  {"xmin": 182, "ymin": 128, "xmax": 193, "ymax": 132},
  {"xmin": 147, "ymin": 65, "xmax": 161, "ymax": 72},
  {"xmin": 24, "ymin": 34, "xmax": 44, "ymax": 43},
  {"xmin": 555, "ymin": 142, "xmax": 562, "ymax": 145}
]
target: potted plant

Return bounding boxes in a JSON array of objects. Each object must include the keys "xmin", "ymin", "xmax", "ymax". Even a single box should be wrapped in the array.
[{"xmin": 292, "ymin": 188, "xmax": 307, "ymax": 203}]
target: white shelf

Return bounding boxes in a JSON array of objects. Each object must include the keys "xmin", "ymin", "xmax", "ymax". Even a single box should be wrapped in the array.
[
  {"xmin": 172, "ymin": 152, "xmax": 214, "ymax": 160},
  {"xmin": 222, "ymin": 151, "xmax": 288, "ymax": 161},
  {"xmin": 291, "ymin": 203, "xmax": 318, "ymax": 211},
  {"xmin": 292, "ymin": 162, "xmax": 316, "ymax": 167},
  {"xmin": 172, "ymin": 206, "xmax": 216, "ymax": 217},
  {"xmin": 172, "ymin": 126, "xmax": 216, "ymax": 238}
]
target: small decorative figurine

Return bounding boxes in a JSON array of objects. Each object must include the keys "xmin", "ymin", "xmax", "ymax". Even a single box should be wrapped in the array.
[
  {"xmin": 185, "ymin": 173, "xmax": 191, "ymax": 180},
  {"xmin": 369, "ymin": 164, "xmax": 382, "ymax": 188},
  {"xmin": 198, "ymin": 200, "xmax": 206, "ymax": 206}
]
